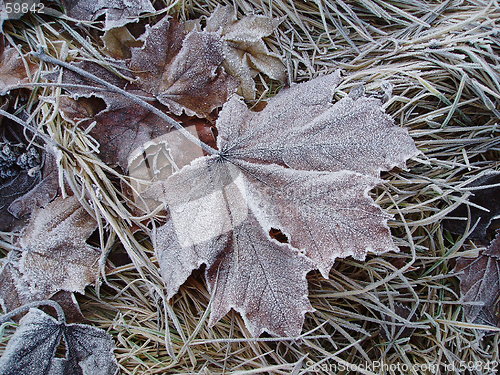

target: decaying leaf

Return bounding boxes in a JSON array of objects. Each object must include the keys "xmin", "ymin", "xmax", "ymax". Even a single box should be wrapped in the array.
[
  {"xmin": 60, "ymin": 0, "xmax": 155, "ymax": 31},
  {"xmin": 0, "ymin": 307, "xmax": 119, "ymax": 374},
  {"xmin": 50, "ymin": 61, "xmax": 167, "ymax": 170},
  {"xmin": 206, "ymin": 5, "xmax": 287, "ymax": 99},
  {"xmin": 443, "ymin": 171, "xmax": 500, "ymax": 239},
  {"xmin": 455, "ymin": 230, "xmax": 500, "ymax": 327},
  {"xmin": 7, "ymin": 151, "xmax": 59, "ymax": 220},
  {"xmin": 19, "ymin": 194, "xmax": 100, "ymax": 296},
  {"xmin": 53, "ymin": 53, "xmax": 226, "ymax": 169},
  {"xmin": 0, "ymin": 195, "xmax": 99, "ymax": 315},
  {"xmin": 144, "ymin": 71, "xmax": 419, "ymax": 336},
  {"xmin": 0, "ymin": 113, "xmax": 59, "ymax": 232},
  {"xmin": 0, "ymin": 253, "xmax": 83, "ymax": 322},
  {"xmin": 0, "ymin": 44, "xmax": 36, "ymax": 92},
  {"xmin": 45, "ymin": 60, "xmax": 132, "ymax": 109},
  {"xmin": 101, "ymin": 26, "xmax": 143, "ymax": 60},
  {"xmin": 129, "ymin": 16, "xmax": 239, "ymax": 117},
  {"xmin": 0, "ymin": 251, "xmax": 40, "ymax": 314}
]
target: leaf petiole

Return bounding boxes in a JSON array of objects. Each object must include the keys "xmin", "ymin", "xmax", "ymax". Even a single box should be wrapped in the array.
[{"xmin": 31, "ymin": 47, "xmax": 220, "ymax": 156}]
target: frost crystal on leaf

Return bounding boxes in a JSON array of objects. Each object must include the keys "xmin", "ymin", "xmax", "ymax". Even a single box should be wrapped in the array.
[
  {"xmin": 129, "ymin": 16, "xmax": 239, "ymax": 118},
  {"xmin": 145, "ymin": 71, "xmax": 419, "ymax": 337},
  {"xmin": 60, "ymin": 0, "xmax": 155, "ymax": 31},
  {"xmin": 0, "ymin": 308, "xmax": 119, "ymax": 375},
  {"xmin": 18, "ymin": 195, "xmax": 100, "ymax": 297},
  {"xmin": 205, "ymin": 5, "xmax": 287, "ymax": 100},
  {"xmin": 455, "ymin": 230, "xmax": 500, "ymax": 327},
  {"xmin": 0, "ymin": 195, "xmax": 100, "ymax": 315}
]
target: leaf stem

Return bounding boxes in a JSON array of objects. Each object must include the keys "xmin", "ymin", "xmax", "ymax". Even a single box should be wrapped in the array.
[
  {"xmin": 31, "ymin": 48, "xmax": 220, "ymax": 156},
  {"xmin": 0, "ymin": 300, "xmax": 66, "ymax": 324},
  {"xmin": 0, "ymin": 82, "xmax": 156, "ymax": 100}
]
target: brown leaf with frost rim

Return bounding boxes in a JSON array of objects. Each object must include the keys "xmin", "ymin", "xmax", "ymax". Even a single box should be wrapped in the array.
[
  {"xmin": 0, "ymin": 45, "xmax": 37, "ymax": 92},
  {"xmin": 18, "ymin": 195, "xmax": 100, "ymax": 297},
  {"xmin": 0, "ymin": 308, "xmax": 119, "ymax": 374},
  {"xmin": 206, "ymin": 5, "xmax": 287, "ymax": 100},
  {"xmin": 0, "ymin": 195, "xmax": 99, "ymax": 319},
  {"xmin": 455, "ymin": 230, "xmax": 500, "ymax": 327},
  {"xmin": 144, "ymin": 71, "xmax": 419, "ymax": 337},
  {"xmin": 101, "ymin": 26, "xmax": 143, "ymax": 60},
  {"xmin": 60, "ymin": 0, "xmax": 155, "ymax": 31},
  {"xmin": 129, "ymin": 16, "xmax": 239, "ymax": 118}
]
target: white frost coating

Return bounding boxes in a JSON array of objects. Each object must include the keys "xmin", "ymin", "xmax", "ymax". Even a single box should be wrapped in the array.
[
  {"xmin": 169, "ymin": 164, "xmax": 248, "ymax": 247},
  {"xmin": 147, "ymin": 71, "xmax": 419, "ymax": 337}
]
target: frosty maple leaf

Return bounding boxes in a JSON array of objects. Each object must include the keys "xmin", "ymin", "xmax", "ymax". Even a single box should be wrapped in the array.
[
  {"xmin": 0, "ymin": 307, "xmax": 118, "ymax": 374},
  {"xmin": 52, "ymin": 48, "xmax": 229, "ymax": 170},
  {"xmin": 60, "ymin": 0, "xmax": 155, "ymax": 31},
  {"xmin": 129, "ymin": 16, "xmax": 239, "ymax": 118},
  {"xmin": 144, "ymin": 71, "xmax": 419, "ymax": 337},
  {"xmin": 455, "ymin": 230, "xmax": 500, "ymax": 327},
  {"xmin": 0, "ymin": 195, "xmax": 100, "ymax": 315},
  {"xmin": 205, "ymin": 5, "xmax": 287, "ymax": 100},
  {"xmin": 50, "ymin": 61, "xmax": 175, "ymax": 170}
]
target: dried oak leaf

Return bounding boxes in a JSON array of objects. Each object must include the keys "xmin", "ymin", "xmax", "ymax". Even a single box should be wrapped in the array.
[
  {"xmin": 144, "ymin": 71, "xmax": 419, "ymax": 336},
  {"xmin": 0, "ymin": 308, "xmax": 119, "ymax": 374},
  {"xmin": 455, "ymin": 230, "xmax": 500, "ymax": 327},
  {"xmin": 206, "ymin": 5, "xmax": 287, "ymax": 100},
  {"xmin": 60, "ymin": 0, "xmax": 154, "ymax": 31},
  {"xmin": 443, "ymin": 171, "xmax": 500, "ymax": 239},
  {"xmin": 129, "ymin": 16, "xmax": 239, "ymax": 118}
]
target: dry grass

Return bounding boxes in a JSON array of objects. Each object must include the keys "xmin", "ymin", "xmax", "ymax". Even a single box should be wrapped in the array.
[{"xmin": 1, "ymin": 0, "xmax": 500, "ymax": 374}]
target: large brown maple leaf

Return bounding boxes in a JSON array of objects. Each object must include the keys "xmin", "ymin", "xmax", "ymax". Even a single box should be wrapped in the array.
[{"xmin": 144, "ymin": 71, "xmax": 419, "ymax": 337}]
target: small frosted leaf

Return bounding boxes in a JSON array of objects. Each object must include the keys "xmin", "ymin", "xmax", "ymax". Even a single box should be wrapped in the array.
[
  {"xmin": 60, "ymin": 0, "xmax": 155, "ymax": 31},
  {"xmin": 206, "ymin": 5, "xmax": 286, "ymax": 100},
  {"xmin": 129, "ymin": 16, "xmax": 238, "ymax": 118},
  {"xmin": 18, "ymin": 195, "xmax": 100, "ymax": 297},
  {"xmin": 455, "ymin": 230, "xmax": 500, "ymax": 327},
  {"xmin": 0, "ymin": 308, "xmax": 119, "ymax": 374}
]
